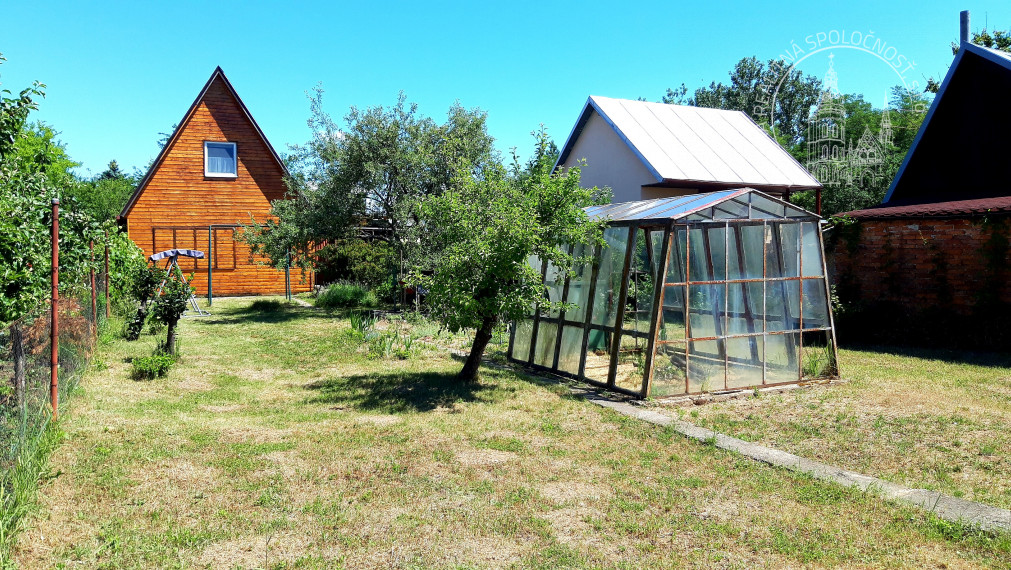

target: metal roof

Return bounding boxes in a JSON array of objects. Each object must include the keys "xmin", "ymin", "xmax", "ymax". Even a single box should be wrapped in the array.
[
  {"xmin": 556, "ymin": 96, "xmax": 822, "ymax": 192},
  {"xmin": 586, "ymin": 188, "xmax": 818, "ymax": 223}
]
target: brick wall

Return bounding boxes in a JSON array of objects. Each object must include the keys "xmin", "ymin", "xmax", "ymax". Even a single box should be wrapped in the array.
[{"xmin": 827, "ymin": 216, "xmax": 1011, "ymax": 348}]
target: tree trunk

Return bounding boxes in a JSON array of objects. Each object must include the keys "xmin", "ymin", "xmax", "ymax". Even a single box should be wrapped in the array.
[
  {"xmin": 166, "ymin": 321, "xmax": 176, "ymax": 355},
  {"xmin": 11, "ymin": 324, "xmax": 25, "ymax": 411},
  {"xmin": 458, "ymin": 315, "xmax": 497, "ymax": 382}
]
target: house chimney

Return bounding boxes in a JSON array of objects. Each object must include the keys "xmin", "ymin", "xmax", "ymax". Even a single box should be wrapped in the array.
[{"xmin": 960, "ymin": 10, "xmax": 970, "ymax": 45}]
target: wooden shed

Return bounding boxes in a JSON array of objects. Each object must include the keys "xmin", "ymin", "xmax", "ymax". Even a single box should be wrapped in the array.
[{"xmin": 119, "ymin": 67, "xmax": 310, "ymax": 296}]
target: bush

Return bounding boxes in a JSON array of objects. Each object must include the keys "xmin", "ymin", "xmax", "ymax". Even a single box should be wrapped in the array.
[
  {"xmin": 316, "ymin": 282, "xmax": 378, "ymax": 309},
  {"xmin": 130, "ymin": 353, "xmax": 174, "ymax": 380},
  {"xmin": 315, "ymin": 239, "xmax": 394, "ymax": 288}
]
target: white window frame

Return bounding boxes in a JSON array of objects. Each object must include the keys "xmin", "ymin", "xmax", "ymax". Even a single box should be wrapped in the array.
[{"xmin": 204, "ymin": 141, "xmax": 238, "ymax": 178}]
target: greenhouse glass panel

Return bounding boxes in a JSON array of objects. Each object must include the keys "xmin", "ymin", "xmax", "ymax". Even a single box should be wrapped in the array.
[
  {"xmin": 542, "ymin": 260, "xmax": 565, "ymax": 317},
  {"xmin": 667, "ymin": 228, "xmax": 688, "ymax": 284},
  {"xmin": 802, "ymin": 330, "xmax": 836, "ymax": 378},
  {"xmin": 510, "ymin": 320, "xmax": 534, "ymax": 363},
  {"xmin": 533, "ymin": 322, "xmax": 558, "ymax": 368},
  {"xmin": 727, "ymin": 336, "xmax": 764, "ymax": 389},
  {"xmin": 590, "ymin": 227, "xmax": 628, "ymax": 327},
  {"xmin": 652, "ymin": 342, "xmax": 688, "ymax": 396},
  {"xmin": 564, "ymin": 244, "xmax": 594, "ymax": 322},
  {"xmin": 557, "ymin": 326, "xmax": 584, "ymax": 375},
  {"xmin": 801, "ymin": 280, "xmax": 830, "ymax": 329},
  {"xmin": 688, "ymin": 283, "xmax": 723, "ymax": 339},
  {"xmin": 688, "ymin": 339, "xmax": 725, "ymax": 392},
  {"xmin": 509, "ymin": 189, "xmax": 836, "ymax": 399},
  {"xmin": 765, "ymin": 280, "xmax": 801, "ymax": 332},
  {"xmin": 800, "ymin": 222, "xmax": 824, "ymax": 277},
  {"xmin": 766, "ymin": 332, "xmax": 800, "ymax": 383}
]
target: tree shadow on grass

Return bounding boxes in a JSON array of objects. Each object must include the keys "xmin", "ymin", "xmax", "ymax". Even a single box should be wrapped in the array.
[
  {"xmin": 208, "ymin": 300, "xmax": 332, "ymax": 325},
  {"xmin": 303, "ymin": 370, "xmax": 509, "ymax": 414},
  {"xmin": 841, "ymin": 343, "xmax": 1011, "ymax": 369}
]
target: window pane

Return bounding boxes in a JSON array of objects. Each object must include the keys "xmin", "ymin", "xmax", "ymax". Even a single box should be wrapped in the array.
[
  {"xmin": 660, "ymin": 288, "xmax": 687, "ymax": 342},
  {"xmin": 563, "ymin": 244, "xmax": 593, "ymax": 322},
  {"xmin": 688, "ymin": 339, "xmax": 724, "ymax": 392},
  {"xmin": 614, "ymin": 334, "xmax": 646, "ymax": 393},
  {"xmin": 542, "ymin": 260, "xmax": 565, "ymax": 317},
  {"xmin": 667, "ymin": 228, "xmax": 687, "ymax": 284},
  {"xmin": 801, "ymin": 279, "xmax": 830, "ymax": 329},
  {"xmin": 688, "ymin": 284, "xmax": 723, "ymax": 339},
  {"xmin": 557, "ymin": 326, "xmax": 584, "ymax": 375},
  {"xmin": 623, "ymin": 228, "xmax": 655, "ymax": 334},
  {"xmin": 583, "ymin": 329, "xmax": 611, "ymax": 384},
  {"xmin": 206, "ymin": 143, "xmax": 236, "ymax": 174},
  {"xmin": 726, "ymin": 282, "xmax": 762, "ymax": 336},
  {"xmin": 802, "ymin": 330, "xmax": 836, "ymax": 378},
  {"xmin": 766, "ymin": 332, "xmax": 800, "ymax": 384},
  {"xmin": 652, "ymin": 343, "xmax": 687, "ymax": 396},
  {"xmin": 510, "ymin": 320, "xmax": 534, "ymax": 363},
  {"xmin": 533, "ymin": 322, "xmax": 558, "ymax": 368},
  {"xmin": 800, "ymin": 222, "xmax": 824, "ymax": 277},
  {"xmin": 590, "ymin": 227, "xmax": 628, "ymax": 326},
  {"xmin": 730, "ymin": 224, "xmax": 765, "ymax": 280},
  {"xmin": 766, "ymin": 280, "xmax": 801, "ymax": 332},
  {"xmin": 727, "ymin": 335, "xmax": 764, "ymax": 389}
]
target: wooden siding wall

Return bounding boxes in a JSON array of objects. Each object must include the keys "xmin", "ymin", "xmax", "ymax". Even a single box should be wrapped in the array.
[{"xmin": 126, "ymin": 77, "xmax": 310, "ymax": 296}]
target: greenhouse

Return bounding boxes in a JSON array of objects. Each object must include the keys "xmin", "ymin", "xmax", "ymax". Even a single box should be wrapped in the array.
[{"xmin": 508, "ymin": 188, "xmax": 838, "ymax": 398}]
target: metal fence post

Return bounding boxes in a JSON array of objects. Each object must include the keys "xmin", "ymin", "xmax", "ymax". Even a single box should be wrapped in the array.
[
  {"xmin": 51, "ymin": 198, "xmax": 60, "ymax": 421},
  {"xmin": 104, "ymin": 230, "xmax": 111, "ymax": 318},
  {"xmin": 90, "ymin": 240, "xmax": 97, "ymax": 337},
  {"xmin": 207, "ymin": 226, "xmax": 213, "ymax": 306}
]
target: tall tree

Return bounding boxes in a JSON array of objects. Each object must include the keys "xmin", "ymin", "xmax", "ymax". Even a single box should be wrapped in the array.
[
  {"xmin": 242, "ymin": 89, "xmax": 496, "ymax": 275},
  {"xmin": 69, "ymin": 159, "xmax": 139, "ymax": 222},
  {"xmin": 926, "ymin": 26, "xmax": 1011, "ymax": 93},
  {"xmin": 415, "ymin": 129, "xmax": 605, "ymax": 382},
  {"xmin": 664, "ymin": 56, "xmax": 822, "ymax": 147}
]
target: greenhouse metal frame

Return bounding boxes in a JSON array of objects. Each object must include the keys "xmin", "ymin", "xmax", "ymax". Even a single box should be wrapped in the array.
[{"xmin": 508, "ymin": 188, "xmax": 839, "ymax": 399}]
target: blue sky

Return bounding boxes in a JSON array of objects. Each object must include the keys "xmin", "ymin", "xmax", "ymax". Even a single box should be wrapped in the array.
[{"xmin": 0, "ymin": 0, "xmax": 1006, "ymax": 177}]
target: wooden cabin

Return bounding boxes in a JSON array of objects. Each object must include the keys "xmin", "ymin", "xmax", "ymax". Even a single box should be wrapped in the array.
[{"xmin": 119, "ymin": 67, "xmax": 310, "ymax": 296}]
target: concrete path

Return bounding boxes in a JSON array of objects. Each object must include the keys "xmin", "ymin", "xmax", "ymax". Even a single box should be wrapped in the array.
[{"xmin": 574, "ymin": 388, "xmax": 1011, "ymax": 534}]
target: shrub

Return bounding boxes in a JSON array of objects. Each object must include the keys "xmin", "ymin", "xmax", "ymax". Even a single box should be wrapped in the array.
[
  {"xmin": 316, "ymin": 282, "xmax": 378, "ymax": 309},
  {"xmin": 130, "ymin": 353, "xmax": 175, "ymax": 380},
  {"xmin": 315, "ymin": 239, "xmax": 394, "ymax": 288}
]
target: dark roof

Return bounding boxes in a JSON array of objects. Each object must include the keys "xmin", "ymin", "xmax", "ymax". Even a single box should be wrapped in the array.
[
  {"xmin": 883, "ymin": 43, "xmax": 1011, "ymax": 205},
  {"xmin": 119, "ymin": 67, "xmax": 288, "ymax": 219},
  {"xmin": 842, "ymin": 196, "xmax": 1011, "ymax": 219},
  {"xmin": 554, "ymin": 96, "xmax": 821, "ymax": 193}
]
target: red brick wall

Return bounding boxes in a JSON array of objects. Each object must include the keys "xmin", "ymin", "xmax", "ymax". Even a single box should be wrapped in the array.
[{"xmin": 828, "ymin": 216, "xmax": 1011, "ymax": 347}]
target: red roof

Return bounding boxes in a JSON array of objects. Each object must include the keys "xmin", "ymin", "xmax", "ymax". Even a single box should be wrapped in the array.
[{"xmin": 842, "ymin": 196, "xmax": 1011, "ymax": 219}]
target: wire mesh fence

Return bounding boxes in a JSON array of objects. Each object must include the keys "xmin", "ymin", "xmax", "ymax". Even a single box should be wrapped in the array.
[{"xmin": 0, "ymin": 285, "xmax": 98, "ymax": 509}]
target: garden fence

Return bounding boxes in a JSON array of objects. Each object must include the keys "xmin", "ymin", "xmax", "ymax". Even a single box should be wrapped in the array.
[{"xmin": 0, "ymin": 278, "xmax": 102, "ymax": 478}]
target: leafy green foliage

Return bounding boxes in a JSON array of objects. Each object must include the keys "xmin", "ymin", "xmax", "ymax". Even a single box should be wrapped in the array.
[
  {"xmin": 314, "ymin": 239, "xmax": 394, "ymax": 287},
  {"xmin": 315, "ymin": 282, "xmax": 378, "ymax": 309},
  {"xmin": 68, "ymin": 160, "xmax": 139, "ymax": 222},
  {"xmin": 241, "ymin": 89, "xmax": 496, "ymax": 275},
  {"xmin": 125, "ymin": 264, "xmax": 166, "ymax": 341},
  {"xmin": 130, "ymin": 353, "xmax": 175, "ymax": 381},
  {"xmin": 151, "ymin": 269, "xmax": 193, "ymax": 354},
  {"xmin": 664, "ymin": 56, "xmax": 822, "ymax": 146},
  {"xmin": 927, "ymin": 26, "xmax": 1011, "ymax": 93},
  {"xmin": 415, "ymin": 129, "xmax": 606, "ymax": 381}
]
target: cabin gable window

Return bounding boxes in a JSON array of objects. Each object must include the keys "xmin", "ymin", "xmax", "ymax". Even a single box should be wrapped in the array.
[{"xmin": 204, "ymin": 141, "xmax": 237, "ymax": 178}]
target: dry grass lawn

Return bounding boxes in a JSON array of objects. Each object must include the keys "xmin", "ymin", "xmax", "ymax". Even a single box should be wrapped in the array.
[
  {"xmin": 10, "ymin": 298, "xmax": 1011, "ymax": 568},
  {"xmin": 675, "ymin": 347, "xmax": 1011, "ymax": 511}
]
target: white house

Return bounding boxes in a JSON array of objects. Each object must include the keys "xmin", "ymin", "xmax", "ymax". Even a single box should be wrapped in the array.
[{"xmin": 555, "ymin": 96, "xmax": 822, "ymax": 204}]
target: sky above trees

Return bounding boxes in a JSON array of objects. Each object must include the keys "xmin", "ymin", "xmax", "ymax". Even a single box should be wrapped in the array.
[{"xmin": 0, "ymin": 0, "xmax": 1007, "ymax": 176}]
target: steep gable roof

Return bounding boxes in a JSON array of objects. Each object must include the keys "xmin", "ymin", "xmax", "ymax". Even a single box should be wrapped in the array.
[
  {"xmin": 883, "ymin": 43, "xmax": 1011, "ymax": 205},
  {"xmin": 119, "ymin": 67, "xmax": 288, "ymax": 219},
  {"xmin": 555, "ymin": 96, "xmax": 821, "ymax": 192}
]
